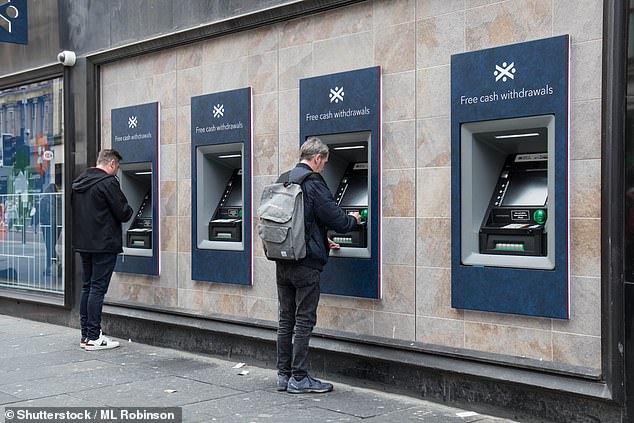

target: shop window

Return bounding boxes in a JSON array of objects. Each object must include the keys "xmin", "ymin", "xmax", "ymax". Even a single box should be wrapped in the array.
[{"xmin": 0, "ymin": 78, "xmax": 65, "ymax": 294}]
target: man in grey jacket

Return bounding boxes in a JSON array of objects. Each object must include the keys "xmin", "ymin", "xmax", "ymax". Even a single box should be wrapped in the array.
[{"xmin": 71, "ymin": 149, "xmax": 133, "ymax": 351}]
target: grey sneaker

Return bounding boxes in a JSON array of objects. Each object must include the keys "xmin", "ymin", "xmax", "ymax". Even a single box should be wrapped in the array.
[
  {"xmin": 277, "ymin": 373, "xmax": 290, "ymax": 391},
  {"xmin": 287, "ymin": 374, "xmax": 333, "ymax": 394}
]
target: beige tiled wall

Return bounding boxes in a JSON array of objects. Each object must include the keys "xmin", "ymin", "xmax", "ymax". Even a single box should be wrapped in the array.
[{"xmin": 100, "ymin": 0, "xmax": 603, "ymax": 372}]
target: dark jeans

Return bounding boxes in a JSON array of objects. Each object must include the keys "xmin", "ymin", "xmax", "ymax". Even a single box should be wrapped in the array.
[
  {"xmin": 276, "ymin": 261, "xmax": 321, "ymax": 379},
  {"xmin": 79, "ymin": 252, "xmax": 117, "ymax": 341}
]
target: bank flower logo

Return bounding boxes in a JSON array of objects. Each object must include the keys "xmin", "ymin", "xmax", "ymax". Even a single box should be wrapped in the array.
[
  {"xmin": 494, "ymin": 61, "xmax": 516, "ymax": 82},
  {"xmin": 213, "ymin": 104, "xmax": 224, "ymax": 118},
  {"xmin": 329, "ymin": 86, "xmax": 344, "ymax": 104},
  {"xmin": 128, "ymin": 116, "xmax": 138, "ymax": 129},
  {"xmin": 0, "ymin": 0, "xmax": 19, "ymax": 33}
]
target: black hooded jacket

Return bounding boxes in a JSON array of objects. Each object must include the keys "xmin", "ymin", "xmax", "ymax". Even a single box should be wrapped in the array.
[
  {"xmin": 71, "ymin": 167, "xmax": 133, "ymax": 253},
  {"xmin": 283, "ymin": 163, "xmax": 357, "ymax": 271}
]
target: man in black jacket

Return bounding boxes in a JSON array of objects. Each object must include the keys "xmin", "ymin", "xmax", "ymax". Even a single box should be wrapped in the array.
[
  {"xmin": 72, "ymin": 149, "xmax": 133, "ymax": 351},
  {"xmin": 277, "ymin": 137, "xmax": 361, "ymax": 394}
]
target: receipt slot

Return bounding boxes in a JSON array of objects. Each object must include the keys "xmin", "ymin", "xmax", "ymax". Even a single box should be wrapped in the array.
[
  {"xmin": 120, "ymin": 162, "xmax": 154, "ymax": 258},
  {"xmin": 196, "ymin": 143, "xmax": 244, "ymax": 251},
  {"xmin": 320, "ymin": 132, "xmax": 370, "ymax": 258},
  {"xmin": 461, "ymin": 115, "xmax": 555, "ymax": 270}
]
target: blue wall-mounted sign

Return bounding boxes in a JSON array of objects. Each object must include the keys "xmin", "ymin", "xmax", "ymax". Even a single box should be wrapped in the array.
[
  {"xmin": 451, "ymin": 35, "xmax": 570, "ymax": 318},
  {"xmin": 191, "ymin": 87, "xmax": 252, "ymax": 285},
  {"xmin": 0, "ymin": 0, "xmax": 27, "ymax": 45},
  {"xmin": 112, "ymin": 102, "xmax": 160, "ymax": 276},
  {"xmin": 300, "ymin": 66, "xmax": 381, "ymax": 299}
]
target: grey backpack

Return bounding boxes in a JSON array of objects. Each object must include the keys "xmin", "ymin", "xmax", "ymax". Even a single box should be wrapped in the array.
[{"xmin": 257, "ymin": 171, "xmax": 315, "ymax": 261}]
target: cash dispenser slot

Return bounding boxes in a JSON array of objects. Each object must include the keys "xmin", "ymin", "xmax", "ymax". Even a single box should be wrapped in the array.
[
  {"xmin": 208, "ymin": 168, "xmax": 242, "ymax": 242},
  {"xmin": 479, "ymin": 153, "xmax": 548, "ymax": 256},
  {"xmin": 127, "ymin": 191, "xmax": 152, "ymax": 249},
  {"xmin": 327, "ymin": 162, "xmax": 368, "ymax": 247}
]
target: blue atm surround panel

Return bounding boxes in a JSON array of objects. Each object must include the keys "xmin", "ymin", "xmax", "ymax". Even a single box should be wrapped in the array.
[
  {"xmin": 300, "ymin": 67, "xmax": 381, "ymax": 299},
  {"xmin": 450, "ymin": 35, "xmax": 570, "ymax": 318},
  {"xmin": 112, "ymin": 102, "xmax": 160, "ymax": 276},
  {"xmin": 191, "ymin": 87, "xmax": 252, "ymax": 285}
]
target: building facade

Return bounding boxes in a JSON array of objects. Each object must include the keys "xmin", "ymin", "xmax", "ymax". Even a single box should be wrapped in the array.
[{"xmin": 0, "ymin": 0, "xmax": 629, "ymax": 421}]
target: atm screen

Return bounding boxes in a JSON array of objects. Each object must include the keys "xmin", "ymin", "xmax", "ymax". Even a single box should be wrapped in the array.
[
  {"xmin": 502, "ymin": 171, "xmax": 548, "ymax": 207},
  {"xmin": 223, "ymin": 178, "xmax": 242, "ymax": 208},
  {"xmin": 339, "ymin": 174, "xmax": 368, "ymax": 207}
]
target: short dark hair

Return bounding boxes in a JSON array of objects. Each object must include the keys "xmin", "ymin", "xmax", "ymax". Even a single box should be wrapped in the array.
[
  {"xmin": 96, "ymin": 149, "xmax": 123, "ymax": 166},
  {"xmin": 300, "ymin": 137, "xmax": 329, "ymax": 161}
]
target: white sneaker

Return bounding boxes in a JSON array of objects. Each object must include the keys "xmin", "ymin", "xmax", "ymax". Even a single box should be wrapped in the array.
[{"xmin": 85, "ymin": 333, "xmax": 119, "ymax": 351}]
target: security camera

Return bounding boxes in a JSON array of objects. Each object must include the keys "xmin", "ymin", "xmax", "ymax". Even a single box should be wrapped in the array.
[{"xmin": 57, "ymin": 50, "xmax": 76, "ymax": 67}]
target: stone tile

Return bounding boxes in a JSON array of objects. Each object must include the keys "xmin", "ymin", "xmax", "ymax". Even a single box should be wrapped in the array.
[
  {"xmin": 177, "ymin": 288, "xmax": 205, "ymax": 311},
  {"xmin": 204, "ymin": 291, "xmax": 248, "ymax": 317},
  {"xmin": 152, "ymin": 72, "xmax": 177, "ymax": 112},
  {"xmin": 279, "ymin": 45, "xmax": 313, "ymax": 91},
  {"xmin": 183, "ymin": 390, "xmax": 297, "ymax": 420},
  {"xmin": 570, "ymin": 40, "xmax": 602, "ymax": 102},
  {"xmin": 382, "ymin": 218, "xmax": 415, "ymax": 265},
  {"xmin": 553, "ymin": 0, "xmax": 602, "ymax": 43},
  {"xmin": 374, "ymin": 0, "xmax": 415, "ymax": 27},
  {"xmin": 464, "ymin": 322, "xmax": 552, "ymax": 360},
  {"xmin": 465, "ymin": 0, "xmax": 552, "ymax": 51},
  {"xmin": 417, "ymin": 66, "xmax": 450, "ymax": 119},
  {"xmin": 159, "ymin": 105, "xmax": 177, "ymax": 143},
  {"xmin": 417, "ymin": 0, "xmax": 465, "ymax": 20},
  {"xmin": 317, "ymin": 304, "xmax": 373, "ymax": 336},
  {"xmin": 118, "ymin": 77, "xmax": 155, "ymax": 105},
  {"xmin": 248, "ymin": 51, "xmax": 278, "ymax": 94},
  {"xmin": 201, "ymin": 57, "xmax": 248, "ymax": 94},
  {"xmin": 247, "ymin": 25, "xmax": 279, "ymax": 55},
  {"xmin": 463, "ymin": 310, "xmax": 551, "ymax": 331},
  {"xmin": 160, "ymin": 144, "xmax": 177, "ymax": 181},
  {"xmin": 176, "ymin": 43, "xmax": 202, "ymax": 70},
  {"xmin": 154, "ymin": 287, "xmax": 178, "ymax": 308},
  {"xmin": 552, "ymin": 276, "xmax": 600, "ymax": 336},
  {"xmin": 416, "ymin": 12, "xmax": 464, "ymax": 68},
  {"xmin": 417, "ymin": 117, "xmax": 451, "ymax": 168},
  {"xmin": 101, "ymin": 83, "xmax": 119, "ymax": 114},
  {"xmin": 159, "ymin": 252, "xmax": 178, "ymax": 288},
  {"xmin": 253, "ymin": 133, "xmax": 279, "ymax": 177},
  {"xmin": 383, "ymin": 71, "xmax": 416, "ymax": 122},
  {"xmin": 160, "ymin": 181, "xmax": 177, "ymax": 217},
  {"xmin": 253, "ymin": 93, "xmax": 278, "ymax": 136},
  {"xmin": 570, "ymin": 100, "xmax": 601, "ymax": 160},
  {"xmin": 416, "ymin": 267, "xmax": 463, "ymax": 319},
  {"xmin": 279, "ymin": 88, "xmax": 299, "ymax": 134},
  {"xmin": 135, "ymin": 53, "xmax": 156, "ymax": 77},
  {"xmin": 152, "ymin": 49, "xmax": 177, "ymax": 75},
  {"xmin": 178, "ymin": 178, "xmax": 191, "ymax": 217},
  {"xmin": 203, "ymin": 32, "xmax": 248, "ymax": 63},
  {"xmin": 312, "ymin": 2, "xmax": 373, "ymax": 41},
  {"xmin": 383, "ymin": 120, "xmax": 416, "ymax": 170},
  {"xmin": 552, "ymin": 332, "xmax": 601, "ymax": 370},
  {"xmin": 311, "ymin": 385, "xmax": 420, "ymax": 418},
  {"xmin": 313, "ymin": 32, "xmax": 374, "ymax": 76},
  {"xmin": 176, "ymin": 66, "xmax": 202, "ymax": 107},
  {"xmin": 416, "ymin": 167, "xmax": 451, "ymax": 217},
  {"xmin": 278, "ymin": 16, "xmax": 314, "ymax": 49},
  {"xmin": 570, "ymin": 218, "xmax": 601, "ymax": 277},
  {"xmin": 178, "ymin": 216, "xmax": 191, "ymax": 253},
  {"xmin": 374, "ymin": 311, "xmax": 415, "ymax": 341},
  {"xmin": 161, "ymin": 216, "xmax": 177, "ymax": 252},
  {"xmin": 375, "ymin": 22, "xmax": 416, "ymax": 74},
  {"xmin": 570, "ymin": 159, "xmax": 600, "ymax": 218},
  {"xmin": 465, "ymin": 0, "xmax": 499, "ymax": 7},
  {"xmin": 416, "ymin": 316, "xmax": 464, "ymax": 348},
  {"xmin": 177, "ymin": 141, "xmax": 191, "ymax": 178},
  {"xmin": 177, "ymin": 252, "xmax": 192, "ymax": 288},
  {"xmin": 71, "ymin": 376, "xmax": 241, "ymax": 407},
  {"xmin": 8, "ymin": 394, "xmax": 105, "ymax": 407},
  {"xmin": 382, "ymin": 169, "xmax": 415, "ymax": 217},
  {"xmin": 251, "ymin": 256, "xmax": 276, "ymax": 299},
  {"xmin": 246, "ymin": 297, "xmax": 278, "ymax": 322},
  {"xmin": 376, "ymin": 264, "xmax": 415, "ymax": 314},
  {"xmin": 279, "ymin": 132, "xmax": 300, "ymax": 172},
  {"xmin": 416, "ymin": 218, "xmax": 451, "ymax": 268}
]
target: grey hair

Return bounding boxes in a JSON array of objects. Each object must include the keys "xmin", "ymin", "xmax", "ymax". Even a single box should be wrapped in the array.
[
  {"xmin": 300, "ymin": 137, "xmax": 329, "ymax": 161},
  {"xmin": 96, "ymin": 149, "xmax": 123, "ymax": 166}
]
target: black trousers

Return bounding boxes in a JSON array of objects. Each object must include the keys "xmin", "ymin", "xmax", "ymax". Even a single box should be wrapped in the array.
[{"xmin": 276, "ymin": 261, "xmax": 321, "ymax": 379}]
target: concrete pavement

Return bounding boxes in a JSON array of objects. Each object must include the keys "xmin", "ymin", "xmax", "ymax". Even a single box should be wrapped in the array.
[{"xmin": 0, "ymin": 314, "xmax": 520, "ymax": 423}]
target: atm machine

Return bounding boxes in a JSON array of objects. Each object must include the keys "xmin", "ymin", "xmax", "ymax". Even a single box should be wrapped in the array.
[
  {"xmin": 327, "ymin": 162, "xmax": 368, "ymax": 247},
  {"xmin": 127, "ymin": 191, "xmax": 152, "ymax": 249},
  {"xmin": 208, "ymin": 168, "xmax": 242, "ymax": 242},
  {"xmin": 479, "ymin": 153, "xmax": 548, "ymax": 256}
]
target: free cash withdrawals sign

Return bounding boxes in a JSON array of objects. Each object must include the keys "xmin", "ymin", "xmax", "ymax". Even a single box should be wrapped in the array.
[
  {"xmin": 0, "ymin": 0, "xmax": 27, "ymax": 45},
  {"xmin": 450, "ymin": 35, "xmax": 570, "ymax": 319}
]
